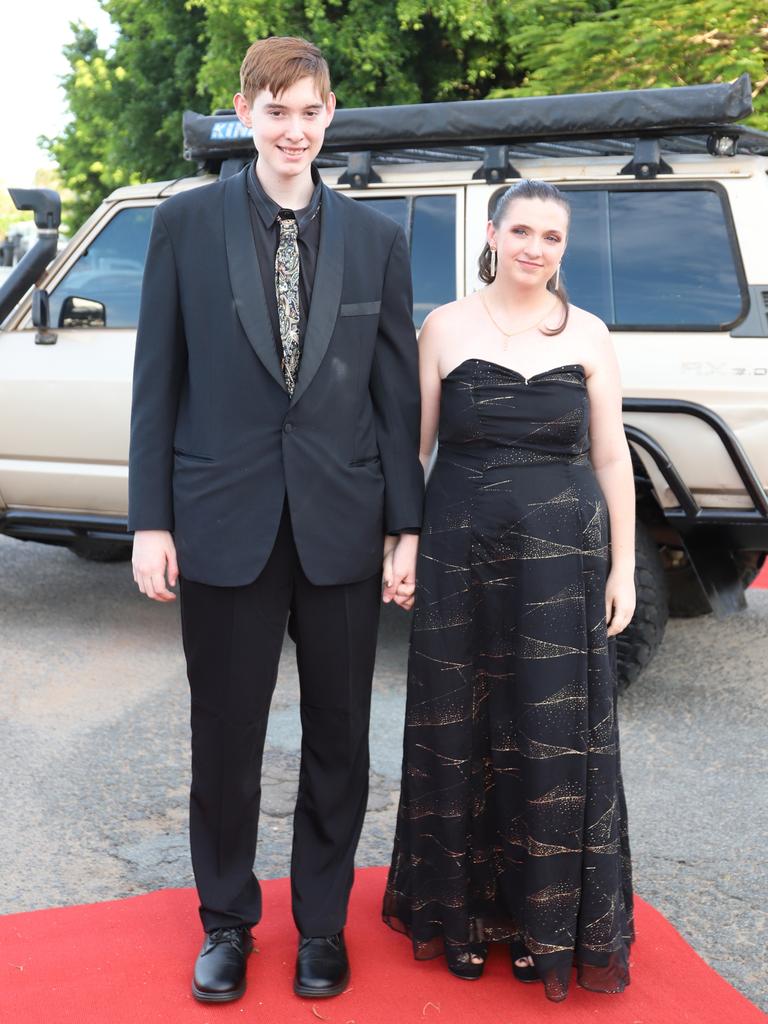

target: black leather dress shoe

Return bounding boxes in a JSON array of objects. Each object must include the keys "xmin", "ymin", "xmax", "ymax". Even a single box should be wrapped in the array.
[
  {"xmin": 192, "ymin": 926, "xmax": 253, "ymax": 1002},
  {"xmin": 293, "ymin": 932, "xmax": 350, "ymax": 998}
]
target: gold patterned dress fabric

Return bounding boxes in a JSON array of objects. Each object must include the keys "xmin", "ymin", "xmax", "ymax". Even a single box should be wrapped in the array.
[
  {"xmin": 383, "ymin": 359, "xmax": 635, "ymax": 1001},
  {"xmin": 275, "ymin": 214, "xmax": 301, "ymax": 394}
]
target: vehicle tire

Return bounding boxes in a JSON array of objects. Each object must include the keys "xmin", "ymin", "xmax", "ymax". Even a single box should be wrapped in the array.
[
  {"xmin": 616, "ymin": 523, "xmax": 668, "ymax": 689},
  {"xmin": 664, "ymin": 550, "xmax": 765, "ymax": 619},
  {"xmin": 69, "ymin": 538, "xmax": 132, "ymax": 563}
]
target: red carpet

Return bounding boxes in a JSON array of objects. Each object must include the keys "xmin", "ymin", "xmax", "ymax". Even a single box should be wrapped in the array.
[
  {"xmin": 1, "ymin": 867, "xmax": 764, "ymax": 1024},
  {"xmin": 751, "ymin": 561, "xmax": 768, "ymax": 589}
]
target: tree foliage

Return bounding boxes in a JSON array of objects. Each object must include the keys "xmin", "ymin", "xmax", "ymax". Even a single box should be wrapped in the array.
[
  {"xmin": 191, "ymin": 0, "xmax": 614, "ymax": 107},
  {"xmin": 43, "ymin": 26, "xmax": 122, "ymax": 232},
  {"xmin": 494, "ymin": 0, "xmax": 768, "ymax": 130},
  {"xmin": 45, "ymin": 2, "xmax": 210, "ymax": 229},
  {"xmin": 51, "ymin": 0, "xmax": 766, "ymax": 229}
]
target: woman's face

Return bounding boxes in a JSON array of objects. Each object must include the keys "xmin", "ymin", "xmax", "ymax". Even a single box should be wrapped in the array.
[{"xmin": 487, "ymin": 196, "xmax": 568, "ymax": 288}]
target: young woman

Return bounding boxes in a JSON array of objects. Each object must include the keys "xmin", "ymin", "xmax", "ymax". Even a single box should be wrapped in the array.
[{"xmin": 383, "ymin": 179, "xmax": 636, "ymax": 1002}]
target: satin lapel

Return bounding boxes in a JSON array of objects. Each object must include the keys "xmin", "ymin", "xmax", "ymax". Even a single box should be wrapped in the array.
[
  {"xmin": 223, "ymin": 168, "xmax": 287, "ymax": 393},
  {"xmin": 290, "ymin": 184, "xmax": 345, "ymax": 407}
]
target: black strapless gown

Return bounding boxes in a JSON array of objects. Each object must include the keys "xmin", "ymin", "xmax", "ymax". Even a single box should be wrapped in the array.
[{"xmin": 383, "ymin": 359, "xmax": 635, "ymax": 1001}]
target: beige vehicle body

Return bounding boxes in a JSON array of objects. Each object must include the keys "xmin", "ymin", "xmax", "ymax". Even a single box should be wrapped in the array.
[
  {"xmin": 1, "ymin": 79, "xmax": 766, "ymax": 683},
  {"xmin": 3, "ymin": 154, "xmax": 767, "ymax": 510}
]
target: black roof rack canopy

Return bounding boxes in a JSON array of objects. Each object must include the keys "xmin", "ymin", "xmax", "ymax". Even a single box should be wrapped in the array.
[{"xmin": 182, "ymin": 74, "xmax": 756, "ymax": 181}]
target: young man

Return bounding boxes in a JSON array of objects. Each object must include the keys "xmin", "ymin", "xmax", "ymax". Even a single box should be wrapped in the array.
[{"xmin": 128, "ymin": 36, "xmax": 422, "ymax": 1002}]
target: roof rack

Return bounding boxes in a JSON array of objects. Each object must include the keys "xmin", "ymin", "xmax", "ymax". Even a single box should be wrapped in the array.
[{"xmin": 182, "ymin": 74, "xmax": 766, "ymax": 183}]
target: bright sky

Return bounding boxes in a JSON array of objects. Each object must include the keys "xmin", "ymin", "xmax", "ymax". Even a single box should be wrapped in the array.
[{"xmin": 0, "ymin": 1, "xmax": 118, "ymax": 188}]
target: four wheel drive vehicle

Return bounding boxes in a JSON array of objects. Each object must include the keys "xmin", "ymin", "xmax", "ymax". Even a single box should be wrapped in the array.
[{"xmin": 1, "ymin": 74, "xmax": 767, "ymax": 687}]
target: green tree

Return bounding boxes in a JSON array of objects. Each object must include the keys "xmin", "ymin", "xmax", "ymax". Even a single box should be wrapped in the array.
[
  {"xmin": 494, "ymin": 0, "xmax": 767, "ymax": 130},
  {"xmin": 395, "ymin": 0, "xmax": 617, "ymax": 100},
  {"xmin": 191, "ymin": 0, "xmax": 614, "ymax": 107},
  {"xmin": 45, "ymin": 1, "xmax": 210, "ymax": 230},
  {"xmin": 189, "ymin": 0, "xmax": 419, "ymax": 109},
  {"xmin": 42, "ymin": 25, "xmax": 121, "ymax": 232}
]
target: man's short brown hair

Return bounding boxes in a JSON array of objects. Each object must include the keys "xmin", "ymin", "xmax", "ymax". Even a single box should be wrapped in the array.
[{"xmin": 240, "ymin": 36, "xmax": 331, "ymax": 105}]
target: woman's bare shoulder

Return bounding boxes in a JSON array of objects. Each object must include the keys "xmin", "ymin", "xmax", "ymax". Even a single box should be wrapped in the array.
[
  {"xmin": 419, "ymin": 295, "xmax": 480, "ymax": 353},
  {"xmin": 565, "ymin": 303, "xmax": 613, "ymax": 362},
  {"xmin": 561, "ymin": 303, "xmax": 615, "ymax": 381},
  {"xmin": 566, "ymin": 302, "xmax": 609, "ymax": 337},
  {"xmin": 423, "ymin": 293, "xmax": 479, "ymax": 330}
]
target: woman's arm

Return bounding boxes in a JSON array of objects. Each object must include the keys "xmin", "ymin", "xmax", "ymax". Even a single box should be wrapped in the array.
[
  {"xmin": 382, "ymin": 311, "xmax": 444, "ymax": 609},
  {"xmin": 417, "ymin": 310, "xmax": 445, "ymax": 474},
  {"xmin": 586, "ymin": 321, "xmax": 636, "ymax": 636}
]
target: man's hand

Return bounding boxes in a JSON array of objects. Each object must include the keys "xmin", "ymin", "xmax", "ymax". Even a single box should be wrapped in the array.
[
  {"xmin": 382, "ymin": 533, "xmax": 419, "ymax": 610},
  {"xmin": 132, "ymin": 530, "xmax": 179, "ymax": 601}
]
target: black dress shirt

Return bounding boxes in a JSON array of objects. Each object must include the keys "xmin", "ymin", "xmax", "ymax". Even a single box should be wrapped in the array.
[
  {"xmin": 246, "ymin": 158, "xmax": 322, "ymax": 361},
  {"xmin": 245, "ymin": 158, "xmax": 419, "ymax": 538}
]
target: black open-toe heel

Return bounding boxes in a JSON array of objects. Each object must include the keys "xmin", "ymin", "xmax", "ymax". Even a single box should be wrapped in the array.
[
  {"xmin": 510, "ymin": 940, "xmax": 538, "ymax": 983},
  {"xmin": 445, "ymin": 942, "xmax": 487, "ymax": 981}
]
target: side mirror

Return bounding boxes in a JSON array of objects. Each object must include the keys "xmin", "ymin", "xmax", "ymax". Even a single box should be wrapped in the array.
[
  {"xmin": 32, "ymin": 288, "xmax": 49, "ymax": 327},
  {"xmin": 32, "ymin": 288, "xmax": 57, "ymax": 345},
  {"xmin": 58, "ymin": 295, "xmax": 106, "ymax": 328}
]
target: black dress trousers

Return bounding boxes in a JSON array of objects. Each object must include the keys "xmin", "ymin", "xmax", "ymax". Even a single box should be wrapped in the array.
[{"xmin": 178, "ymin": 502, "xmax": 382, "ymax": 936}]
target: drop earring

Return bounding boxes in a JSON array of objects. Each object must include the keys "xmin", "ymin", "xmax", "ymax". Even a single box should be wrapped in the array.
[
  {"xmin": 490, "ymin": 247, "xmax": 497, "ymax": 278},
  {"xmin": 554, "ymin": 263, "xmax": 561, "ymax": 290}
]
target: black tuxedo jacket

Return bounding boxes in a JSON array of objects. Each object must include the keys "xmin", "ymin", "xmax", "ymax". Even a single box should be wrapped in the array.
[{"xmin": 128, "ymin": 166, "xmax": 423, "ymax": 586}]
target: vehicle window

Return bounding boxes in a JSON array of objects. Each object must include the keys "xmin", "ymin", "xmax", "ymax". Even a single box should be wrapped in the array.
[
  {"xmin": 48, "ymin": 207, "xmax": 154, "ymax": 329},
  {"xmin": 560, "ymin": 187, "xmax": 743, "ymax": 328},
  {"xmin": 554, "ymin": 190, "xmax": 614, "ymax": 320},
  {"xmin": 355, "ymin": 194, "xmax": 457, "ymax": 327},
  {"xmin": 355, "ymin": 197, "xmax": 409, "ymax": 234},
  {"xmin": 411, "ymin": 196, "xmax": 456, "ymax": 327}
]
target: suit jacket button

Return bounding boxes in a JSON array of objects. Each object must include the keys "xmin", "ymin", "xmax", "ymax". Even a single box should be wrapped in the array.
[{"xmin": 284, "ymin": 422, "xmax": 294, "ymax": 433}]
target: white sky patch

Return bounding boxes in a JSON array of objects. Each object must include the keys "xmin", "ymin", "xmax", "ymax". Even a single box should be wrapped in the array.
[{"xmin": 0, "ymin": 0, "xmax": 118, "ymax": 188}]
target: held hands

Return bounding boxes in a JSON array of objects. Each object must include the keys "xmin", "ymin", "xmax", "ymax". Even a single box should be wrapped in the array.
[
  {"xmin": 132, "ymin": 530, "xmax": 179, "ymax": 601},
  {"xmin": 605, "ymin": 566, "xmax": 636, "ymax": 637},
  {"xmin": 382, "ymin": 533, "xmax": 419, "ymax": 611}
]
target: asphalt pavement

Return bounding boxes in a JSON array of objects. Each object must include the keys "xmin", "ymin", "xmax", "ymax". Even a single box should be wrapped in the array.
[{"xmin": 0, "ymin": 533, "xmax": 765, "ymax": 1010}]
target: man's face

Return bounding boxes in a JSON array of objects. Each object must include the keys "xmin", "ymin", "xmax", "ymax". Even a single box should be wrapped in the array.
[{"xmin": 234, "ymin": 77, "xmax": 336, "ymax": 180}]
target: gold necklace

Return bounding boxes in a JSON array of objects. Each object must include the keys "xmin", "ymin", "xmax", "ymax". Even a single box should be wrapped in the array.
[{"xmin": 480, "ymin": 290, "xmax": 560, "ymax": 340}]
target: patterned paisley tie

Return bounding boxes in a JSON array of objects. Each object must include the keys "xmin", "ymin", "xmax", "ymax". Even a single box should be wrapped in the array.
[{"xmin": 275, "ymin": 213, "xmax": 301, "ymax": 395}]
